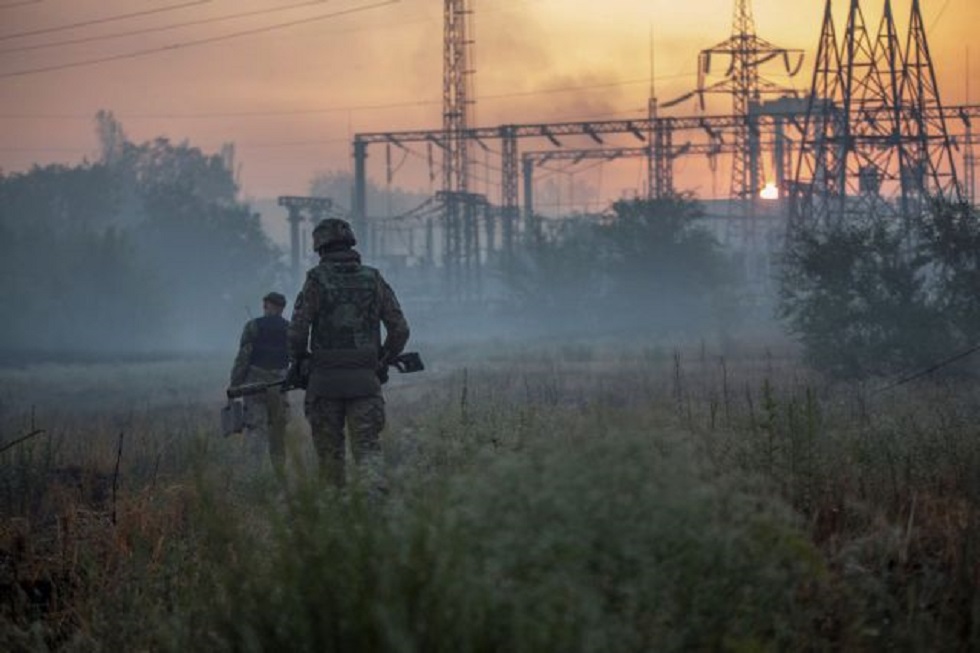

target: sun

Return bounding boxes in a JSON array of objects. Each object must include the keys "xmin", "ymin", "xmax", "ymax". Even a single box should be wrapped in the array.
[{"xmin": 760, "ymin": 182, "xmax": 780, "ymax": 200}]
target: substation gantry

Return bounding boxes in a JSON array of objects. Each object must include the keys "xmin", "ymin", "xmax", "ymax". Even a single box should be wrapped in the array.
[
  {"xmin": 520, "ymin": 141, "xmax": 732, "ymax": 238},
  {"xmin": 278, "ymin": 195, "xmax": 334, "ymax": 287},
  {"xmin": 353, "ymin": 105, "xmax": 979, "ymax": 241}
]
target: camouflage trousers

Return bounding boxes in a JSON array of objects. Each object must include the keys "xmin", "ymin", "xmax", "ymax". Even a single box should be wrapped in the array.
[
  {"xmin": 305, "ymin": 395, "xmax": 386, "ymax": 490},
  {"xmin": 243, "ymin": 367, "xmax": 289, "ymax": 479}
]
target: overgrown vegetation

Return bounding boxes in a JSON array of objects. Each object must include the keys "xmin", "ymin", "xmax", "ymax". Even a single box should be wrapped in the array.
[
  {"xmin": 780, "ymin": 202, "xmax": 980, "ymax": 378},
  {"xmin": 1, "ymin": 345, "xmax": 978, "ymax": 651},
  {"xmin": 0, "ymin": 112, "xmax": 281, "ymax": 357}
]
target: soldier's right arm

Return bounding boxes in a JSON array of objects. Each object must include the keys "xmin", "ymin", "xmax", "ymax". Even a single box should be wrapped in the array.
[
  {"xmin": 230, "ymin": 320, "xmax": 257, "ymax": 386},
  {"xmin": 288, "ymin": 274, "xmax": 320, "ymax": 360}
]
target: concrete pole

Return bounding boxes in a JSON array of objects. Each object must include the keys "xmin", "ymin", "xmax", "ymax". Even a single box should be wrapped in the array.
[
  {"xmin": 288, "ymin": 206, "xmax": 302, "ymax": 288},
  {"xmin": 522, "ymin": 156, "xmax": 535, "ymax": 244},
  {"xmin": 352, "ymin": 139, "xmax": 368, "ymax": 244}
]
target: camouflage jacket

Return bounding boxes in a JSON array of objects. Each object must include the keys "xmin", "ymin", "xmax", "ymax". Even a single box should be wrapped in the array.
[
  {"xmin": 230, "ymin": 320, "xmax": 259, "ymax": 387},
  {"xmin": 288, "ymin": 249, "xmax": 410, "ymax": 397}
]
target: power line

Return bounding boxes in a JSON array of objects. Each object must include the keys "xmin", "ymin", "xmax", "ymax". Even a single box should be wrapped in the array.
[
  {"xmin": 0, "ymin": 0, "xmax": 41, "ymax": 10},
  {"xmin": 125, "ymin": 98, "xmax": 435, "ymax": 118},
  {"xmin": 0, "ymin": 0, "xmax": 331, "ymax": 55},
  {"xmin": 480, "ymin": 73, "xmax": 693, "ymax": 102},
  {"xmin": 0, "ymin": 73, "xmax": 693, "ymax": 119},
  {"xmin": 875, "ymin": 342, "xmax": 980, "ymax": 394},
  {"xmin": 0, "ymin": 0, "xmax": 399, "ymax": 80},
  {"xmin": 242, "ymin": 137, "xmax": 350, "ymax": 149},
  {"xmin": 539, "ymin": 106, "xmax": 647, "ymax": 122},
  {"xmin": 0, "ymin": 146, "xmax": 86, "ymax": 153},
  {"xmin": 0, "ymin": 136, "xmax": 351, "ymax": 155},
  {"xmin": 929, "ymin": 0, "xmax": 955, "ymax": 32},
  {"xmin": 0, "ymin": 105, "xmax": 659, "ymax": 158},
  {"xmin": 0, "ymin": 0, "xmax": 211, "ymax": 41},
  {"xmin": 0, "ymin": 0, "xmax": 546, "ymax": 57}
]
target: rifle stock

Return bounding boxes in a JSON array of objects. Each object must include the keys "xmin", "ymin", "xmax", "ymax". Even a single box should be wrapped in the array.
[{"xmin": 391, "ymin": 351, "xmax": 425, "ymax": 373}]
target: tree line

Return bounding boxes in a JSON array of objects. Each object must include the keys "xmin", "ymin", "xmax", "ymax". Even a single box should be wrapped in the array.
[
  {"xmin": 508, "ymin": 196, "xmax": 743, "ymax": 338},
  {"xmin": 0, "ymin": 113, "xmax": 281, "ymax": 358},
  {"xmin": 4, "ymin": 110, "xmax": 975, "ymax": 378}
]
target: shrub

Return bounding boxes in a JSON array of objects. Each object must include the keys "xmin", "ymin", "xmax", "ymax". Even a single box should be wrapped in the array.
[
  {"xmin": 185, "ymin": 430, "xmax": 828, "ymax": 653},
  {"xmin": 779, "ymin": 202, "xmax": 980, "ymax": 378}
]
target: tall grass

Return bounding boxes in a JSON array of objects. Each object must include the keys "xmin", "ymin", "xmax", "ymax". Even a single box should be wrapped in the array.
[{"xmin": 0, "ymin": 345, "xmax": 977, "ymax": 650}]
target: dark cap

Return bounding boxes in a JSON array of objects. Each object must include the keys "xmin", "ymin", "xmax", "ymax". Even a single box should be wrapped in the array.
[{"xmin": 263, "ymin": 292, "xmax": 287, "ymax": 308}]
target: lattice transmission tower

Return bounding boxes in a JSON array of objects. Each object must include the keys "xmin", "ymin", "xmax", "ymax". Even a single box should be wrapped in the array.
[
  {"xmin": 793, "ymin": 0, "xmax": 962, "ymax": 228},
  {"xmin": 443, "ymin": 0, "xmax": 477, "ymax": 297},
  {"xmin": 697, "ymin": 0, "xmax": 804, "ymax": 205}
]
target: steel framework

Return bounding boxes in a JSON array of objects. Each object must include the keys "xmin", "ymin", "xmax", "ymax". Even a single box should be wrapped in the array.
[
  {"xmin": 278, "ymin": 195, "xmax": 333, "ymax": 287},
  {"xmin": 520, "ymin": 142, "xmax": 731, "ymax": 226},
  {"xmin": 354, "ymin": 103, "xmax": 980, "ymax": 235},
  {"xmin": 794, "ymin": 0, "xmax": 962, "ymax": 228},
  {"xmin": 442, "ymin": 0, "xmax": 475, "ymax": 298},
  {"xmin": 681, "ymin": 0, "xmax": 805, "ymax": 205}
]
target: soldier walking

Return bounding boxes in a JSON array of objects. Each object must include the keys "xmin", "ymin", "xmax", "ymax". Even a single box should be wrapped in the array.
[
  {"xmin": 287, "ymin": 218, "xmax": 410, "ymax": 490},
  {"xmin": 230, "ymin": 292, "xmax": 290, "ymax": 479}
]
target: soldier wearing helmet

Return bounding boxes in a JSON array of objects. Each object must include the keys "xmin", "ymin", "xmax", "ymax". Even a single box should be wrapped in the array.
[
  {"xmin": 288, "ymin": 218, "xmax": 410, "ymax": 490},
  {"xmin": 230, "ymin": 291, "xmax": 291, "ymax": 480}
]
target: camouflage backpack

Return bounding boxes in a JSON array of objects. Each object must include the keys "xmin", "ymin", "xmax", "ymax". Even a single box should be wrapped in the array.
[{"xmin": 309, "ymin": 260, "xmax": 382, "ymax": 370}]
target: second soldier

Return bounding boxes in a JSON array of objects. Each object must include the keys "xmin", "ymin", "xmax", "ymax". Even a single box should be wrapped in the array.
[{"xmin": 230, "ymin": 292, "xmax": 291, "ymax": 480}]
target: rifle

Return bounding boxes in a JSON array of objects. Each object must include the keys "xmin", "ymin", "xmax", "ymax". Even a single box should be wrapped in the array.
[
  {"xmin": 225, "ymin": 352, "xmax": 425, "ymax": 400},
  {"xmin": 221, "ymin": 352, "xmax": 424, "ymax": 437}
]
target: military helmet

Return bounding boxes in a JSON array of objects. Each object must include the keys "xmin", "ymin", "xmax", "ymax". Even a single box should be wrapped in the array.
[
  {"xmin": 263, "ymin": 291, "xmax": 287, "ymax": 308},
  {"xmin": 312, "ymin": 218, "xmax": 356, "ymax": 252}
]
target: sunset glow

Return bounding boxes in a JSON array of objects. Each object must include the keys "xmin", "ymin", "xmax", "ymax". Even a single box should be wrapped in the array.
[{"xmin": 1, "ymin": 1, "xmax": 977, "ymax": 201}]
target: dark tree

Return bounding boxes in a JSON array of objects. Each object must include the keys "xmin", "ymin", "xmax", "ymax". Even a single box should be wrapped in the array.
[
  {"xmin": 0, "ymin": 164, "xmax": 164, "ymax": 353},
  {"xmin": 509, "ymin": 196, "xmax": 739, "ymax": 335},
  {"xmin": 779, "ymin": 202, "xmax": 980, "ymax": 378}
]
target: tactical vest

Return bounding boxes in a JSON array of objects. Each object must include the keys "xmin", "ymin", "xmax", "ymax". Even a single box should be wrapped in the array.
[
  {"xmin": 249, "ymin": 315, "xmax": 289, "ymax": 370},
  {"xmin": 310, "ymin": 261, "xmax": 382, "ymax": 370}
]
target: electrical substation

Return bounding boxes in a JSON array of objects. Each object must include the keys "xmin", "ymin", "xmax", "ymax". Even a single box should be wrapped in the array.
[{"xmin": 280, "ymin": 0, "xmax": 978, "ymax": 305}]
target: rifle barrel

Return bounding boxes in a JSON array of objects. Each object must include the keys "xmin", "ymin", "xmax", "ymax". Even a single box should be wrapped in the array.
[
  {"xmin": 226, "ymin": 352, "xmax": 423, "ymax": 399},
  {"xmin": 226, "ymin": 380, "xmax": 284, "ymax": 400}
]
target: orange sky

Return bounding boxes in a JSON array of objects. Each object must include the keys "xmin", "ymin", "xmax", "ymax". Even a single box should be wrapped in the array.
[{"xmin": 1, "ymin": 0, "xmax": 977, "ymax": 203}]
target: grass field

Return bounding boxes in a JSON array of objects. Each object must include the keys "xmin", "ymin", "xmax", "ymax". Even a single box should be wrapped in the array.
[{"xmin": 0, "ymin": 340, "xmax": 978, "ymax": 651}]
